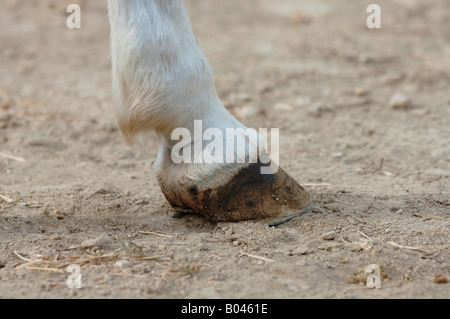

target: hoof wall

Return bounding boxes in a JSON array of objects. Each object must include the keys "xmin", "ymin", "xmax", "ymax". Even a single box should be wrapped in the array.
[{"xmin": 159, "ymin": 162, "xmax": 312, "ymax": 223}]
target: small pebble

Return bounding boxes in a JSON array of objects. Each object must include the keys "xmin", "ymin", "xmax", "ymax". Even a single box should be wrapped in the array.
[
  {"xmin": 198, "ymin": 243, "xmax": 210, "ymax": 251},
  {"xmin": 142, "ymin": 286, "xmax": 154, "ymax": 294},
  {"xmin": 322, "ymin": 231, "xmax": 337, "ymax": 241},
  {"xmin": 292, "ymin": 245, "xmax": 309, "ymax": 255},
  {"xmin": 433, "ymin": 274, "xmax": 448, "ymax": 284},
  {"xmin": 81, "ymin": 233, "xmax": 113, "ymax": 248},
  {"xmin": 114, "ymin": 260, "xmax": 132, "ymax": 270},
  {"xmin": 274, "ymin": 103, "xmax": 293, "ymax": 112},
  {"xmin": 235, "ymin": 105, "xmax": 258, "ymax": 119},
  {"xmin": 0, "ymin": 101, "xmax": 10, "ymax": 110},
  {"xmin": 389, "ymin": 93, "xmax": 412, "ymax": 109},
  {"xmin": 354, "ymin": 88, "xmax": 368, "ymax": 97}
]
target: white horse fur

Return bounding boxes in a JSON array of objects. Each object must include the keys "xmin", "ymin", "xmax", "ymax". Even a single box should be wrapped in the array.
[{"xmin": 107, "ymin": 0, "xmax": 311, "ymax": 223}]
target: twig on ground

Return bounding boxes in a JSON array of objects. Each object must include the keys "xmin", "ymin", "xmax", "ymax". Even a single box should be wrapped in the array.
[
  {"xmin": 427, "ymin": 215, "xmax": 444, "ymax": 220},
  {"xmin": 357, "ymin": 230, "xmax": 371, "ymax": 240},
  {"xmin": 387, "ymin": 241, "xmax": 428, "ymax": 253},
  {"xmin": 0, "ymin": 152, "xmax": 26, "ymax": 163},
  {"xmin": 13, "ymin": 251, "xmax": 32, "ymax": 262},
  {"xmin": 0, "ymin": 194, "xmax": 14, "ymax": 203},
  {"xmin": 239, "ymin": 252, "xmax": 275, "ymax": 263},
  {"xmin": 139, "ymin": 231, "xmax": 174, "ymax": 238}
]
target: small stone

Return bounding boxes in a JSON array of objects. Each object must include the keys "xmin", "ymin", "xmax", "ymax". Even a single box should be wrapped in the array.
[
  {"xmin": 389, "ymin": 93, "xmax": 412, "ymax": 109},
  {"xmin": 332, "ymin": 152, "xmax": 344, "ymax": 158},
  {"xmin": 235, "ymin": 105, "xmax": 258, "ymax": 119},
  {"xmin": 322, "ymin": 231, "xmax": 337, "ymax": 241},
  {"xmin": 274, "ymin": 103, "xmax": 293, "ymax": 112},
  {"xmin": 142, "ymin": 286, "xmax": 154, "ymax": 294},
  {"xmin": 289, "ymin": 11, "xmax": 312, "ymax": 24},
  {"xmin": 198, "ymin": 243, "xmax": 210, "ymax": 251},
  {"xmin": 311, "ymin": 206, "xmax": 324, "ymax": 214},
  {"xmin": 81, "ymin": 233, "xmax": 113, "ymax": 248},
  {"xmin": 134, "ymin": 263, "xmax": 151, "ymax": 273},
  {"xmin": 114, "ymin": 260, "xmax": 132, "ymax": 270},
  {"xmin": 291, "ymin": 245, "xmax": 309, "ymax": 255},
  {"xmin": 433, "ymin": 274, "xmax": 448, "ymax": 284},
  {"xmin": 354, "ymin": 88, "xmax": 368, "ymax": 97},
  {"xmin": 216, "ymin": 222, "xmax": 232, "ymax": 229},
  {"xmin": 92, "ymin": 185, "xmax": 119, "ymax": 196},
  {"xmin": 0, "ymin": 101, "xmax": 10, "ymax": 110}
]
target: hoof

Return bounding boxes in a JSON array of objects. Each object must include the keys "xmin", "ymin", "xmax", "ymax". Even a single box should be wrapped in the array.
[{"xmin": 158, "ymin": 161, "xmax": 312, "ymax": 223}]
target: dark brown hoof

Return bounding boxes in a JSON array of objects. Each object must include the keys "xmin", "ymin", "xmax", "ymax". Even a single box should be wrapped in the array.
[{"xmin": 158, "ymin": 161, "xmax": 312, "ymax": 224}]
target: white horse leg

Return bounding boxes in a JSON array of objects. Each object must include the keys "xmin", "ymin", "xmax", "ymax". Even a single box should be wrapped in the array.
[{"xmin": 107, "ymin": 0, "xmax": 311, "ymax": 224}]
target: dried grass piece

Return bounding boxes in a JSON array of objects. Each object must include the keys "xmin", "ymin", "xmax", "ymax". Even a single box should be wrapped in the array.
[
  {"xmin": 13, "ymin": 251, "xmax": 32, "ymax": 262},
  {"xmin": 387, "ymin": 241, "xmax": 428, "ymax": 253},
  {"xmin": 0, "ymin": 194, "xmax": 14, "ymax": 203},
  {"xmin": 139, "ymin": 231, "xmax": 174, "ymax": 238},
  {"xmin": 427, "ymin": 215, "xmax": 444, "ymax": 220},
  {"xmin": 239, "ymin": 252, "xmax": 275, "ymax": 263},
  {"xmin": 0, "ymin": 152, "xmax": 26, "ymax": 163}
]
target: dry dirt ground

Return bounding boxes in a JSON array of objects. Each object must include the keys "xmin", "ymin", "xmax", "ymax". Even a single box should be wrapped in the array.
[{"xmin": 0, "ymin": 0, "xmax": 449, "ymax": 299}]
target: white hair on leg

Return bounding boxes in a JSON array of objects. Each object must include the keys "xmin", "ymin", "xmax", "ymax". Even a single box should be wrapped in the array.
[{"xmin": 108, "ymin": 0, "xmax": 231, "ymax": 141}]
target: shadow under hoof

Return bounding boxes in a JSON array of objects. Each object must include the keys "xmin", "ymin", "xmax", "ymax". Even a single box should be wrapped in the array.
[{"xmin": 266, "ymin": 203, "xmax": 314, "ymax": 227}]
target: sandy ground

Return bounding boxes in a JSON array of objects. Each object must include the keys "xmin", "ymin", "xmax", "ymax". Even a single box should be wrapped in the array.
[{"xmin": 0, "ymin": 0, "xmax": 449, "ymax": 299}]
